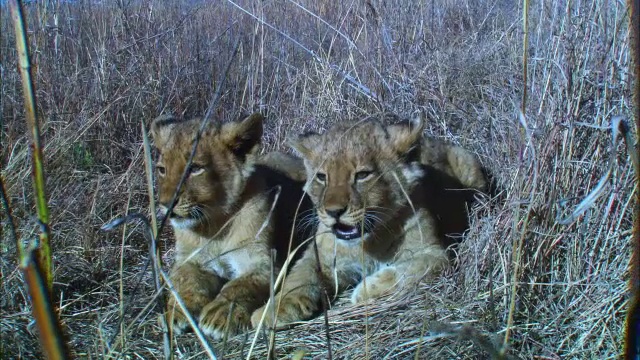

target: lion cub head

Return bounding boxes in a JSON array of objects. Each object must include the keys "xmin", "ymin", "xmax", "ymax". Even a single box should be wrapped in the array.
[
  {"xmin": 289, "ymin": 115, "xmax": 425, "ymax": 242},
  {"xmin": 150, "ymin": 113, "xmax": 263, "ymax": 233}
]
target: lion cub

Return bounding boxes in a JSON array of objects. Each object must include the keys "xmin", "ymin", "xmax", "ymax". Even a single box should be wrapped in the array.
[
  {"xmin": 150, "ymin": 113, "xmax": 313, "ymax": 338},
  {"xmin": 251, "ymin": 113, "xmax": 487, "ymax": 327}
]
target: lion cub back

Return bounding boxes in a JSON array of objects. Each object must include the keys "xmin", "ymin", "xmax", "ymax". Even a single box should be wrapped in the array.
[
  {"xmin": 420, "ymin": 137, "xmax": 487, "ymax": 192},
  {"xmin": 254, "ymin": 152, "xmax": 315, "ymax": 264},
  {"xmin": 258, "ymin": 151, "xmax": 307, "ymax": 182},
  {"xmin": 415, "ymin": 136, "xmax": 488, "ymax": 246}
]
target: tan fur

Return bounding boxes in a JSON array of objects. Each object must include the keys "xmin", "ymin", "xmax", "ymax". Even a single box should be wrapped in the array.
[
  {"xmin": 251, "ymin": 113, "xmax": 487, "ymax": 328},
  {"xmin": 259, "ymin": 151, "xmax": 307, "ymax": 182},
  {"xmin": 150, "ymin": 113, "xmax": 313, "ymax": 339}
]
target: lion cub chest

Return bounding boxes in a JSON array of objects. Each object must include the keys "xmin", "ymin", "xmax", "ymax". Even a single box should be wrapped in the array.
[{"xmin": 172, "ymin": 228, "xmax": 261, "ymax": 280}]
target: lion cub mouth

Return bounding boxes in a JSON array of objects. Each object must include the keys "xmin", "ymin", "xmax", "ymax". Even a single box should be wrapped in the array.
[
  {"xmin": 332, "ymin": 223, "xmax": 366, "ymax": 240},
  {"xmin": 160, "ymin": 207, "xmax": 198, "ymax": 229}
]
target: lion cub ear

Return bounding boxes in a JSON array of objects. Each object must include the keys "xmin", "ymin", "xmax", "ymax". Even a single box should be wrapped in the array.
[
  {"xmin": 287, "ymin": 131, "xmax": 320, "ymax": 159},
  {"xmin": 386, "ymin": 115, "xmax": 425, "ymax": 154},
  {"xmin": 150, "ymin": 114, "xmax": 179, "ymax": 147},
  {"xmin": 221, "ymin": 112, "xmax": 264, "ymax": 159}
]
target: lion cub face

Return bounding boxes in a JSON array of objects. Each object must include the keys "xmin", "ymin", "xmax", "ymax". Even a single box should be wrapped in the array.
[
  {"xmin": 289, "ymin": 117, "xmax": 425, "ymax": 242},
  {"xmin": 150, "ymin": 113, "xmax": 263, "ymax": 232}
]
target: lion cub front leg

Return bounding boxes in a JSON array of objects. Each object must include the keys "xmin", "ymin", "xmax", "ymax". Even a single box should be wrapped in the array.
[
  {"xmin": 251, "ymin": 236, "xmax": 359, "ymax": 328},
  {"xmin": 351, "ymin": 231, "xmax": 449, "ymax": 304},
  {"xmin": 351, "ymin": 249, "xmax": 448, "ymax": 303},
  {"xmin": 199, "ymin": 271, "xmax": 270, "ymax": 339},
  {"xmin": 251, "ymin": 255, "xmax": 328, "ymax": 328},
  {"xmin": 350, "ymin": 266, "xmax": 400, "ymax": 304},
  {"xmin": 166, "ymin": 262, "xmax": 223, "ymax": 334}
]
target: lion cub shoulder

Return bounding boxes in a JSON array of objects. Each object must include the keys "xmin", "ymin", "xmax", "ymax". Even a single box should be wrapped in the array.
[{"xmin": 150, "ymin": 113, "xmax": 313, "ymax": 338}]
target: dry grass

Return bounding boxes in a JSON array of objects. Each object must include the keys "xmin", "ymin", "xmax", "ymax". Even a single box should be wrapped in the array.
[{"xmin": 0, "ymin": 0, "xmax": 634, "ymax": 359}]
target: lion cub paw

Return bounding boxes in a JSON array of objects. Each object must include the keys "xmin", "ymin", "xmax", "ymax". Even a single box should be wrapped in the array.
[
  {"xmin": 162, "ymin": 298, "xmax": 198, "ymax": 335},
  {"xmin": 251, "ymin": 294, "xmax": 317, "ymax": 329},
  {"xmin": 351, "ymin": 267, "xmax": 399, "ymax": 304},
  {"xmin": 163, "ymin": 310, "xmax": 190, "ymax": 335},
  {"xmin": 198, "ymin": 297, "xmax": 251, "ymax": 340}
]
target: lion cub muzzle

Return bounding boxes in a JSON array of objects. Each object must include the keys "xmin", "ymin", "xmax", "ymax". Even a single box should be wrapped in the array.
[
  {"xmin": 156, "ymin": 197, "xmax": 200, "ymax": 230},
  {"xmin": 321, "ymin": 200, "xmax": 375, "ymax": 241}
]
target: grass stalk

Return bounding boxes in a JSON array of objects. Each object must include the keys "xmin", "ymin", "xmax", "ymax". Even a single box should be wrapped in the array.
[
  {"xmin": 312, "ymin": 235, "xmax": 334, "ymax": 360},
  {"xmin": 501, "ymin": 111, "xmax": 538, "ymax": 357},
  {"xmin": 19, "ymin": 248, "xmax": 71, "ymax": 360},
  {"xmin": 1, "ymin": 178, "xmax": 70, "ymax": 359},
  {"xmin": 9, "ymin": 0, "xmax": 53, "ymax": 291},
  {"xmin": 521, "ymin": 0, "xmax": 530, "ymax": 114},
  {"xmin": 141, "ymin": 122, "xmax": 172, "ymax": 360}
]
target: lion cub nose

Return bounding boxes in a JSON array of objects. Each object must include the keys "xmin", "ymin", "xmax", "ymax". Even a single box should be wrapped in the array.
[{"xmin": 325, "ymin": 207, "xmax": 346, "ymax": 220}]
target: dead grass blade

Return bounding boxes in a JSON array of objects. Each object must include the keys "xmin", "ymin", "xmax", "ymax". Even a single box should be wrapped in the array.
[
  {"xmin": 556, "ymin": 116, "xmax": 628, "ymax": 225},
  {"xmin": 267, "ymin": 249, "xmax": 277, "ymax": 360},
  {"xmin": 246, "ymin": 236, "xmax": 315, "ymax": 358},
  {"xmin": 311, "ymin": 232, "xmax": 334, "ymax": 360}
]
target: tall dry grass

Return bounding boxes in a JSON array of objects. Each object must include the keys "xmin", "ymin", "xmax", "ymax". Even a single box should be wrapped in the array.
[{"xmin": 0, "ymin": 0, "xmax": 634, "ymax": 358}]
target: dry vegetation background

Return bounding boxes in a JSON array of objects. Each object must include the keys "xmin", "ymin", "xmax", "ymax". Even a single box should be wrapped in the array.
[{"xmin": 0, "ymin": 0, "xmax": 635, "ymax": 358}]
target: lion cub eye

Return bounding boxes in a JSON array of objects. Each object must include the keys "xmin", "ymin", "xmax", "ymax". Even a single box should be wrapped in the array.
[
  {"xmin": 354, "ymin": 170, "xmax": 373, "ymax": 182},
  {"xmin": 156, "ymin": 165, "xmax": 166, "ymax": 177},
  {"xmin": 190, "ymin": 164, "xmax": 206, "ymax": 176},
  {"xmin": 315, "ymin": 172, "xmax": 327, "ymax": 183}
]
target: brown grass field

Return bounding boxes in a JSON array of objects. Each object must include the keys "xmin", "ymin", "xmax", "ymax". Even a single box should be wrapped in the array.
[{"xmin": 0, "ymin": 0, "xmax": 636, "ymax": 358}]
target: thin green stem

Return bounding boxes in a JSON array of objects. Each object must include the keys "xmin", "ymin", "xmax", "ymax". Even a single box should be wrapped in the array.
[
  {"xmin": 9, "ymin": 0, "xmax": 53, "ymax": 291},
  {"xmin": 1, "ymin": 179, "xmax": 70, "ymax": 359}
]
